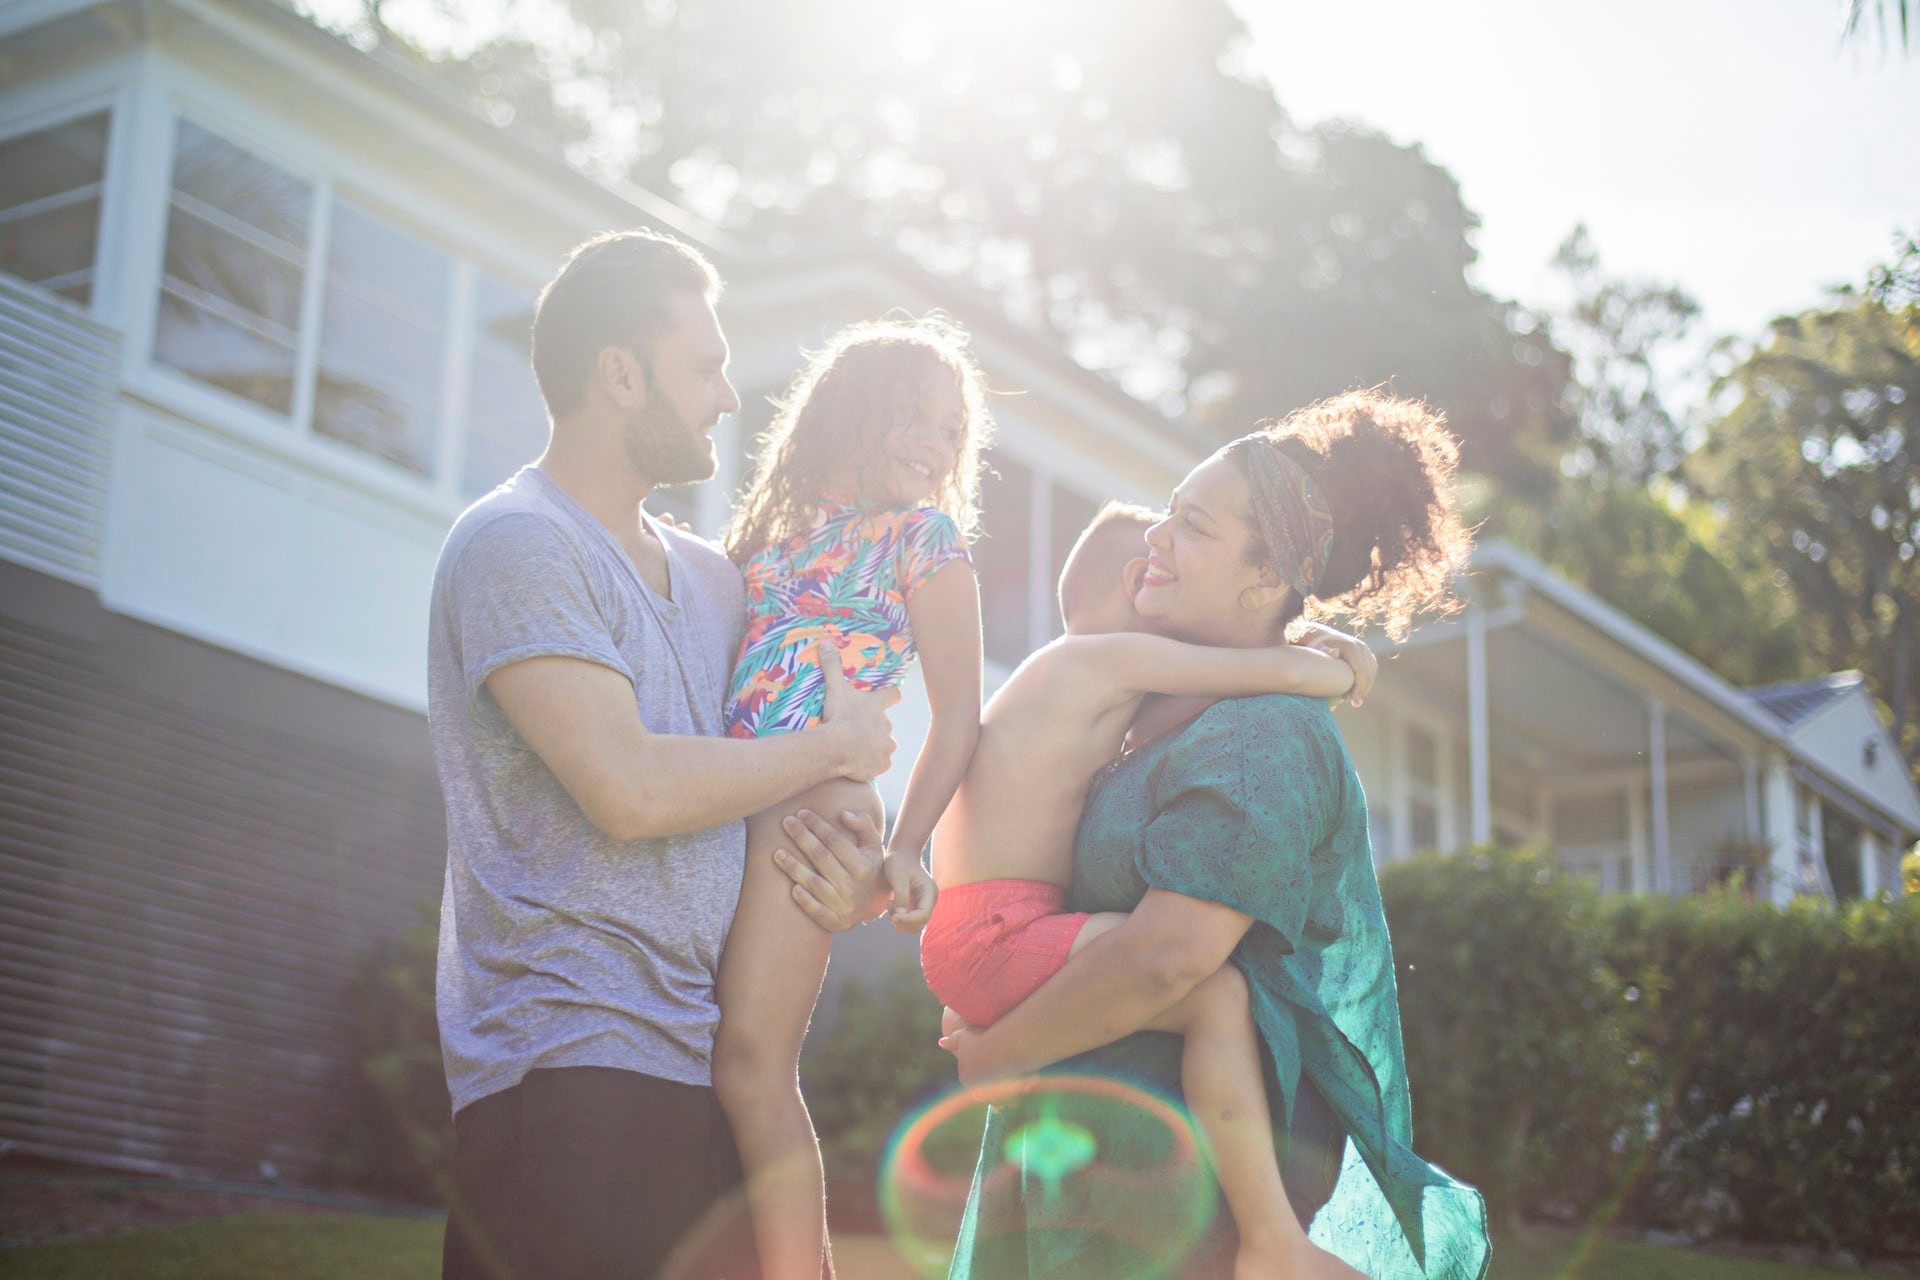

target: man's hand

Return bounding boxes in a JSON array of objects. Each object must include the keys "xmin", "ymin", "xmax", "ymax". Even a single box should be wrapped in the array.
[
  {"xmin": 816, "ymin": 645, "xmax": 899, "ymax": 781},
  {"xmin": 883, "ymin": 854, "xmax": 937, "ymax": 934},
  {"xmin": 1296, "ymin": 621, "xmax": 1378, "ymax": 707},
  {"xmin": 771, "ymin": 808, "xmax": 892, "ymax": 932}
]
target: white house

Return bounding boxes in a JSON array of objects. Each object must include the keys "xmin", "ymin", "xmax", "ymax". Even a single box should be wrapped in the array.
[
  {"xmin": 0, "ymin": 0, "xmax": 1910, "ymax": 1189},
  {"xmin": 1341, "ymin": 542, "xmax": 1920, "ymax": 904}
]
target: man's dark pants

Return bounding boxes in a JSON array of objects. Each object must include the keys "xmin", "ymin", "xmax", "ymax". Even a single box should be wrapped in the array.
[{"xmin": 442, "ymin": 1066, "xmax": 751, "ymax": 1280}]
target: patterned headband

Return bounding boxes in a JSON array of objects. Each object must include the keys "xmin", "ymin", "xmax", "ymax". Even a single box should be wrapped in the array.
[{"xmin": 1231, "ymin": 435, "xmax": 1335, "ymax": 598}]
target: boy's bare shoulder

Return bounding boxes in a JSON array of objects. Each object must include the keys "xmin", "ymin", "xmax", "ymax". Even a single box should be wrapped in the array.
[{"xmin": 1000, "ymin": 634, "xmax": 1142, "ymax": 712}]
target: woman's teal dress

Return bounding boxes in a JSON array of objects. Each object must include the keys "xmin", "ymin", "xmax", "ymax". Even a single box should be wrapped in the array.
[{"xmin": 945, "ymin": 695, "xmax": 1490, "ymax": 1280}]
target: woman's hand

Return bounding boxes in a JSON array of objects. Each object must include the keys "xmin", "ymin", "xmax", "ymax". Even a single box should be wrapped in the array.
[
  {"xmin": 884, "ymin": 853, "xmax": 938, "ymax": 933},
  {"xmin": 1296, "ymin": 621, "xmax": 1377, "ymax": 707}
]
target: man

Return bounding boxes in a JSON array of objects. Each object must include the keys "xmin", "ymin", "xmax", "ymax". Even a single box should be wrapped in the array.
[{"xmin": 428, "ymin": 228, "xmax": 899, "ymax": 1279}]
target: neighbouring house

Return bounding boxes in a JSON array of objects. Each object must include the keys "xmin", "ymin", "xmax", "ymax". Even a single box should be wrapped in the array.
[
  {"xmin": 1340, "ymin": 542, "xmax": 1920, "ymax": 903},
  {"xmin": 0, "ymin": 0, "xmax": 1910, "ymax": 1192}
]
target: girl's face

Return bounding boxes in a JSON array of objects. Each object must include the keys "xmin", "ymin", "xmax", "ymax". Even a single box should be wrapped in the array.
[
  {"xmin": 1135, "ymin": 451, "xmax": 1286, "ymax": 647},
  {"xmin": 865, "ymin": 370, "xmax": 966, "ymax": 506}
]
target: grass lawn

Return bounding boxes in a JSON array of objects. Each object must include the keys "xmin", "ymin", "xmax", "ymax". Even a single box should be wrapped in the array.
[{"xmin": 0, "ymin": 1213, "xmax": 1873, "ymax": 1279}]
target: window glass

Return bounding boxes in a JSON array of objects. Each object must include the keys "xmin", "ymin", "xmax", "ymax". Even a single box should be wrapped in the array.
[
  {"xmin": 313, "ymin": 201, "xmax": 451, "ymax": 474},
  {"xmin": 0, "ymin": 112, "xmax": 109, "ymax": 306},
  {"xmin": 1409, "ymin": 799, "xmax": 1440, "ymax": 852},
  {"xmin": 461, "ymin": 271, "xmax": 547, "ymax": 497},
  {"xmin": 1046, "ymin": 484, "xmax": 1101, "ymax": 637},
  {"xmin": 154, "ymin": 120, "xmax": 312, "ymax": 415},
  {"xmin": 1407, "ymin": 724, "xmax": 1439, "ymax": 787},
  {"xmin": 976, "ymin": 452, "xmax": 1033, "ymax": 667}
]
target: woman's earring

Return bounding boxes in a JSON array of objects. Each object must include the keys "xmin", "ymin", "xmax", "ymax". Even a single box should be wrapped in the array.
[{"xmin": 1239, "ymin": 586, "xmax": 1263, "ymax": 611}]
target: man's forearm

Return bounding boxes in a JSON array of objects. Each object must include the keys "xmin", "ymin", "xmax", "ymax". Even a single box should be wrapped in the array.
[{"xmin": 592, "ymin": 725, "xmax": 852, "ymax": 840}]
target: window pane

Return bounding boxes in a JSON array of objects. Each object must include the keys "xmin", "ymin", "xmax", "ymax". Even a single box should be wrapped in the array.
[
  {"xmin": 313, "ymin": 201, "xmax": 450, "ymax": 475},
  {"xmin": 172, "ymin": 120, "xmax": 310, "ymax": 244},
  {"xmin": 0, "ymin": 113, "xmax": 109, "ymax": 306},
  {"xmin": 155, "ymin": 121, "xmax": 312, "ymax": 415},
  {"xmin": 462, "ymin": 273, "xmax": 547, "ymax": 497},
  {"xmin": 1407, "ymin": 724, "xmax": 1438, "ymax": 786},
  {"xmin": 1410, "ymin": 799, "xmax": 1439, "ymax": 852},
  {"xmin": 1047, "ymin": 484, "xmax": 1101, "ymax": 637},
  {"xmin": 976, "ymin": 452, "xmax": 1033, "ymax": 667}
]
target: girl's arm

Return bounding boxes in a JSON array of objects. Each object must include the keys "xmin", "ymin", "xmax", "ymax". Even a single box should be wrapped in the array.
[
  {"xmin": 942, "ymin": 888, "xmax": 1254, "ymax": 1081},
  {"xmin": 884, "ymin": 557, "xmax": 983, "ymax": 928},
  {"xmin": 1076, "ymin": 630, "xmax": 1363, "ymax": 705}
]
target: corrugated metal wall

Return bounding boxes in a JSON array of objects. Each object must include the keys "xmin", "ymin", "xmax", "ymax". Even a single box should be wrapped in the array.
[
  {"xmin": 0, "ymin": 273, "xmax": 116, "ymax": 589},
  {"xmin": 0, "ymin": 570, "xmax": 446, "ymax": 1182}
]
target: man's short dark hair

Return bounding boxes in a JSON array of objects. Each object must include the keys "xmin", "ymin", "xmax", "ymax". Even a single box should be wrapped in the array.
[{"xmin": 530, "ymin": 229, "xmax": 722, "ymax": 417}]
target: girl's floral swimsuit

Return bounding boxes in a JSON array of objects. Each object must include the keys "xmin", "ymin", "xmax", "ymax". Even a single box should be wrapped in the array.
[{"xmin": 723, "ymin": 499, "xmax": 969, "ymax": 739}]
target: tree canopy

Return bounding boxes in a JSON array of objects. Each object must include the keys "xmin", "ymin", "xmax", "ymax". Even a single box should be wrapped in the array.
[
  {"xmin": 1690, "ymin": 246, "xmax": 1920, "ymax": 765},
  {"xmin": 323, "ymin": 0, "xmax": 1573, "ymax": 478}
]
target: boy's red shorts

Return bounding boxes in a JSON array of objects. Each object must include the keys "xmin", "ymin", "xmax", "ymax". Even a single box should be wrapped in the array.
[{"xmin": 919, "ymin": 878, "xmax": 1090, "ymax": 1028}]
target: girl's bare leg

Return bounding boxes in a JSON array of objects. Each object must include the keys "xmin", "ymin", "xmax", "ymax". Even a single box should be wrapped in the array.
[
  {"xmin": 1070, "ymin": 915, "xmax": 1368, "ymax": 1280},
  {"xmin": 714, "ymin": 777, "xmax": 884, "ymax": 1280}
]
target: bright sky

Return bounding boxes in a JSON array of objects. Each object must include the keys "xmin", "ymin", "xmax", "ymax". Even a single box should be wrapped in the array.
[{"xmin": 1236, "ymin": 0, "xmax": 1920, "ymax": 340}]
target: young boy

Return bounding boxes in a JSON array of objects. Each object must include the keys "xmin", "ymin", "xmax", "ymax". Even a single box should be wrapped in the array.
[{"xmin": 923, "ymin": 502, "xmax": 1372, "ymax": 1280}]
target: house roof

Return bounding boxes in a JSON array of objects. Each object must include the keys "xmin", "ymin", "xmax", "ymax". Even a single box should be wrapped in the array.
[
  {"xmin": 1471, "ymin": 541, "xmax": 1918, "ymax": 840},
  {"xmin": 1743, "ymin": 672, "xmax": 1867, "ymax": 727}
]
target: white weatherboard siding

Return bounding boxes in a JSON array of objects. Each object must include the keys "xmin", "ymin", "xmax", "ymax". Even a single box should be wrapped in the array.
[
  {"xmin": 102, "ymin": 408, "xmax": 443, "ymax": 708},
  {"xmin": 1787, "ymin": 690, "xmax": 1920, "ymax": 836},
  {"xmin": 0, "ymin": 274, "xmax": 117, "ymax": 586}
]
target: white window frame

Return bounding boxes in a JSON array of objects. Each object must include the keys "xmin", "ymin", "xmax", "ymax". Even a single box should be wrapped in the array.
[
  {"xmin": 117, "ymin": 63, "xmax": 552, "ymax": 522},
  {"xmin": 0, "ymin": 70, "xmax": 133, "ymax": 325}
]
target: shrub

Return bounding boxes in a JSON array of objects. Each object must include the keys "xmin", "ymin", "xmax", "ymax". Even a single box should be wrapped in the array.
[
  {"xmin": 1605, "ymin": 890, "xmax": 1920, "ymax": 1254},
  {"xmin": 1380, "ymin": 847, "xmax": 1647, "ymax": 1225},
  {"xmin": 336, "ymin": 914, "xmax": 452, "ymax": 1204},
  {"xmin": 1383, "ymin": 847, "xmax": 1920, "ymax": 1258},
  {"xmin": 802, "ymin": 957, "xmax": 959, "ymax": 1231}
]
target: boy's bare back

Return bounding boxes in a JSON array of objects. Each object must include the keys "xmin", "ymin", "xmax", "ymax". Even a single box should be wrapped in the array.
[{"xmin": 931, "ymin": 635, "xmax": 1157, "ymax": 888}]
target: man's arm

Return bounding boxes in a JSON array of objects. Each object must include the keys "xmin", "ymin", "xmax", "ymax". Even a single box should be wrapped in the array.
[
  {"xmin": 939, "ymin": 887, "xmax": 1255, "ymax": 1082},
  {"xmin": 1076, "ymin": 632, "xmax": 1360, "ymax": 705},
  {"xmin": 487, "ymin": 648, "xmax": 897, "ymax": 842}
]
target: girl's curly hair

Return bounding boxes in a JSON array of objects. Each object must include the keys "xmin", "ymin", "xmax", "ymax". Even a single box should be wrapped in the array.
[
  {"xmin": 723, "ymin": 315, "xmax": 992, "ymax": 565},
  {"xmin": 1232, "ymin": 388, "xmax": 1473, "ymax": 641}
]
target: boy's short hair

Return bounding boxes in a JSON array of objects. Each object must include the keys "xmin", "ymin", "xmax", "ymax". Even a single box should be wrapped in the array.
[
  {"xmin": 530, "ymin": 228, "xmax": 721, "ymax": 417},
  {"xmin": 1057, "ymin": 501, "xmax": 1157, "ymax": 622}
]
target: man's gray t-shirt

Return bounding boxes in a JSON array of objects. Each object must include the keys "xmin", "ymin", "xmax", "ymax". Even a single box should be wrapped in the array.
[{"xmin": 428, "ymin": 466, "xmax": 747, "ymax": 1114}]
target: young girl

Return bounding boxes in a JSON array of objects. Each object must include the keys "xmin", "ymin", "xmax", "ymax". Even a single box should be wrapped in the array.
[{"xmin": 715, "ymin": 316, "xmax": 988, "ymax": 1280}]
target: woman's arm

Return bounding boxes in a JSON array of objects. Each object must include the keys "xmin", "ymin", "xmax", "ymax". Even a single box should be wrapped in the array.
[
  {"xmin": 884, "ymin": 557, "xmax": 984, "ymax": 928},
  {"xmin": 941, "ymin": 888, "xmax": 1255, "ymax": 1082},
  {"xmin": 1078, "ymin": 631, "xmax": 1363, "ymax": 706}
]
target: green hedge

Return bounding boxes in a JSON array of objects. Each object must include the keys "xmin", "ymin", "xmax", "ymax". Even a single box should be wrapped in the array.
[
  {"xmin": 342, "ymin": 857, "xmax": 1920, "ymax": 1257},
  {"xmin": 1381, "ymin": 847, "xmax": 1920, "ymax": 1258}
]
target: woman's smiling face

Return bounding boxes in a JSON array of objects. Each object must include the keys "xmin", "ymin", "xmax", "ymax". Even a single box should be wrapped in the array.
[{"xmin": 1135, "ymin": 451, "xmax": 1280, "ymax": 646}]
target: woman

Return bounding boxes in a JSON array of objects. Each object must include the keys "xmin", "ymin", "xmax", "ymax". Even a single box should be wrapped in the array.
[{"xmin": 939, "ymin": 390, "xmax": 1491, "ymax": 1280}]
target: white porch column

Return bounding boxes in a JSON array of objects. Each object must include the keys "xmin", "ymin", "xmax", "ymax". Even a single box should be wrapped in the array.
[
  {"xmin": 1467, "ymin": 603, "xmax": 1492, "ymax": 846},
  {"xmin": 1028, "ymin": 474, "xmax": 1053, "ymax": 647},
  {"xmin": 1648, "ymin": 697, "xmax": 1671, "ymax": 894},
  {"xmin": 1762, "ymin": 756, "xmax": 1797, "ymax": 907},
  {"xmin": 699, "ymin": 413, "xmax": 743, "ymax": 537},
  {"xmin": 1742, "ymin": 755, "xmax": 1763, "ymax": 844},
  {"xmin": 1626, "ymin": 783, "xmax": 1649, "ymax": 894},
  {"xmin": 1860, "ymin": 831, "xmax": 1881, "ymax": 900}
]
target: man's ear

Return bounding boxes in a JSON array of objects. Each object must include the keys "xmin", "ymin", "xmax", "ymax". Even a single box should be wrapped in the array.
[{"xmin": 593, "ymin": 346, "xmax": 648, "ymax": 409}]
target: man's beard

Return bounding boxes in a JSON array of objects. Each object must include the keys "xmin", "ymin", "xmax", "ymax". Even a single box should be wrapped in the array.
[{"xmin": 623, "ymin": 393, "xmax": 716, "ymax": 488}]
